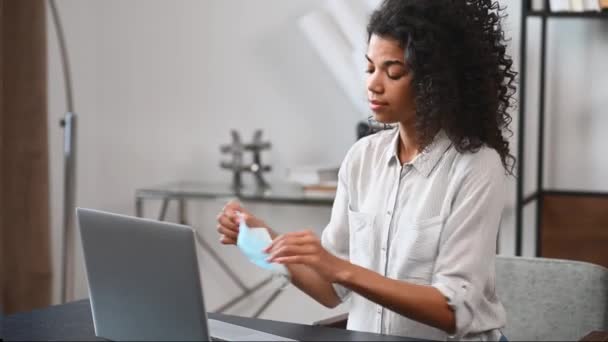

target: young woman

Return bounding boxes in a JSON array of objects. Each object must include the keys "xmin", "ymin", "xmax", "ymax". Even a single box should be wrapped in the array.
[{"xmin": 216, "ymin": 0, "xmax": 516, "ymax": 340}]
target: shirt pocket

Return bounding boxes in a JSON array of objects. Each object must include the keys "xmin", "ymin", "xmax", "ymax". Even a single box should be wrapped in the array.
[
  {"xmin": 347, "ymin": 207, "xmax": 375, "ymax": 269},
  {"xmin": 397, "ymin": 216, "xmax": 443, "ymax": 281}
]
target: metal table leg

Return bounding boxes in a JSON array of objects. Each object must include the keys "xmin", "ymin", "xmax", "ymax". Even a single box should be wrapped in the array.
[
  {"xmin": 154, "ymin": 196, "xmax": 247, "ymax": 292},
  {"xmin": 135, "ymin": 197, "xmax": 143, "ymax": 217},
  {"xmin": 191, "ymin": 210, "xmax": 285, "ymax": 316},
  {"xmin": 147, "ymin": 195, "xmax": 285, "ymax": 317},
  {"xmin": 178, "ymin": 198, "xmax": 187, "ymax": 225},
  {"xmin": 193, "ymin": 229, "xmax": 249, "ymax": 292},
  {"xmin": 252, "ymin": 286, "xmax": 285, "ymax": 318},
  {"xmin": 213, "ymin": 276, "xmax": 275, "ymax": 313},
  {"xmin": 158, "ymin": 197, "xmax": 169, "ymax": 221}
]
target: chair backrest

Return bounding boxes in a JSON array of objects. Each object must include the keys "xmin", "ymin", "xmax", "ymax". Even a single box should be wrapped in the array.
[{"xmin": 496, "ymin": 256, "xmax": 608, "ymax": 341}]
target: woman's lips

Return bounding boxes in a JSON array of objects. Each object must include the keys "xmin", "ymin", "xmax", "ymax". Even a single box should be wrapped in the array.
[{"xmin": 369, "ymin": 100, "xmax": 388, "ymax": 111}]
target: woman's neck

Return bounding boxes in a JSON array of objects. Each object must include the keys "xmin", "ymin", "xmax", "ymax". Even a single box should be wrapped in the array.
[{"xmin": 397, "ymin": 123, "xmax": 420, "ymax": 165}]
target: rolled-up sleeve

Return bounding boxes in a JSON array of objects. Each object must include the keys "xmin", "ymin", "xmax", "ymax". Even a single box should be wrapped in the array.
[
  {"xmin": 431, "ymin": 153, "xmax": 506, "ymax": 339},
  {"xmin": 321, "ymin": 152, "xmax": 353, "ymax": 302}
]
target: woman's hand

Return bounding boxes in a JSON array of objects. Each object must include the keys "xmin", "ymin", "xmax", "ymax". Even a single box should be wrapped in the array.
[
  {"xmin": 264, "ymin": 230, "xmax": 349, "ymax": 283},
  {"xmin": 216, "ymin": 200, "xmax": 275, "ymax": 245}
]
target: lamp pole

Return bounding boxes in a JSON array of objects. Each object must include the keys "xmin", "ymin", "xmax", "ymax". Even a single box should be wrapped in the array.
[{"xmin": 49, "ymin": 0, "xmax": 77, "ymax": 304}]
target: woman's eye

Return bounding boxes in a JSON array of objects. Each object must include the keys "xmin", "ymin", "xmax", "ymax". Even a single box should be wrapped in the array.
[
  {"xmin": 387, "ymin": 72, "xmax": 402, "ymax": 79},
  {"xmin": 366, "ymin": 68, "xmax": 374, "ymax": 74},
  {"xmin": 386, "ymin": 65, "xmax": 406, "ymax": 79}
]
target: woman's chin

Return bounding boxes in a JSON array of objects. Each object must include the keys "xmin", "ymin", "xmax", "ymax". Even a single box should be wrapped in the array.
[{"xmin": 372, "ymin": 112, "xmax": 398, "ymax": 125}]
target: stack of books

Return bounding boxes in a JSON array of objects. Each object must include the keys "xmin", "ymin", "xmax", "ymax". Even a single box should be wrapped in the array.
[
  {"xmin": 546, "ymin": 0, "xmax": 607, "ymax": 11},
  {"xmin": 286, "ymin": 165, "xmax": 339, "ymax": 198}
]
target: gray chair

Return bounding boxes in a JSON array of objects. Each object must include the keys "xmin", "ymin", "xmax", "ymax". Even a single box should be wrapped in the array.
[
  {"xmin": 315, "ymin": 256, "xmax": 608, "ymax": 341},
  {"xmin": 496, "ymin": 256, "xmax": 608, "ymax": 341}
]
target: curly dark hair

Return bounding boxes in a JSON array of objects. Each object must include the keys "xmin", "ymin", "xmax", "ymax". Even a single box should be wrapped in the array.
[{"xmin": 367, "ymin": 0, "xmax": 516, "ymax": 173}]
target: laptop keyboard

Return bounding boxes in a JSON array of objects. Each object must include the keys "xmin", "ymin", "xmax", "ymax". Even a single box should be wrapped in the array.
[{"xmin": 208, "ymin": 319, "xmax": 297, "ymax": 341}]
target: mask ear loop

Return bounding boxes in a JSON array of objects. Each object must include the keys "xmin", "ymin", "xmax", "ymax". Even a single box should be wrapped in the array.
[{"xmin": 235, "ymin": 211, "xmax": 248, "ymax": 248}]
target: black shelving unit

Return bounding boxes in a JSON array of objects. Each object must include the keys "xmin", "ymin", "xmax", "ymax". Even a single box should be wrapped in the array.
[{"xmin": 515, "ymin": 1, "xmax": 608, "ymax": 257}]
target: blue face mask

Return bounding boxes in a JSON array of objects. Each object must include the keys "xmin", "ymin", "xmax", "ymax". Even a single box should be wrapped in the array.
[{"xmin": 236, "ymin": 214, "xmax": 288, "ymax": 276}]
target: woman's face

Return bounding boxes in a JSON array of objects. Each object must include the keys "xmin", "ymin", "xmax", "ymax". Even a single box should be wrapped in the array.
[{"xmin": 366, "ymin": 34, "xmax": 416, "ymax": 125}]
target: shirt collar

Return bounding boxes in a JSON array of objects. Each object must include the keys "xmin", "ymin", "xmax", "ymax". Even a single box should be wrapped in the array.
[{"xmin": 385, "ymin": 128, "xmax": 452, "ymax": 178}]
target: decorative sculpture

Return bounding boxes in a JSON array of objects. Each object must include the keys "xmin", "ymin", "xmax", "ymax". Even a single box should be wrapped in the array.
[{"xmin": 220, "ymin": 130, "xmax": 272, "ymax": 190}]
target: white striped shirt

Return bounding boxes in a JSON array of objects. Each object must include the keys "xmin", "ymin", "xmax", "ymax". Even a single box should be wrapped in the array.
[{"xmin": 321, "ymin": 127, "xmax": 506, "ymax": 341}]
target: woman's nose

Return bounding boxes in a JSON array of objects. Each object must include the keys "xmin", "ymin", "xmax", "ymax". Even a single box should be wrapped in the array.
[{"xmin": 367, "ymin": 72, "xmax": 384, "ymax": 95}]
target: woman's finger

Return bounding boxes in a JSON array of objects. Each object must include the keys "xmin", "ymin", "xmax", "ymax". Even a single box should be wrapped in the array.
[
  {"xmin": 266, "ymin": 230, "xmax": 308, "ymax": 247},
  {"xmin": 283, "ymin": 230, "xmax": 314, "ymax": 238},
  {"xmin": 224, "ymin": 199, "xmax": 243, "ymax": 212},
  {"xmin": 264, "ymin": 234, "xmax": 285, "ymax": 252},
  {"xmin": 267, "ymin": 244, "xmax": 316, "ymax": 261},
  {"xmin": 217, "ymin": 225, "xmax": 238, "ymax": 240},
  {"xmin": 265, "ymin": 233, "xmax": 317, "ymax": 253},
  {"xmin": 217, "ymin": 214, "xmax": 238, "ymax": 230},
  {"xmin": 220, "ymin": 234, "xmax": 236, "ymax": 245},
  {"xmin": 273, "ymin": 255, "xmax": 319, "ymax": 265}
]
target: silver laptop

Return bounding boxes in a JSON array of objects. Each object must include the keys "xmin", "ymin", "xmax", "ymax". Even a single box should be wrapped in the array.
[{"xmin": 77, "ymin": 208, "xmax": 296, "ymax": 341}]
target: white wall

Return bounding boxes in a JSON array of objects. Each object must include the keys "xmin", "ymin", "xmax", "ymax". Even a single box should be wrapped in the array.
[
  {"xmin": 46, "ymin": 0, "xmax": 608, "ymax": 324},
  {"xmin": 47, "ymin": 0, "xmax": 359, "ymax": 323}
]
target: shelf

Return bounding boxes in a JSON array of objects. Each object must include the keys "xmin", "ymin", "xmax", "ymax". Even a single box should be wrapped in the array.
[
  {"xmin": 542, "ymin": 190, "xmax": 608, "ymax": 197},
  {"xmin": 135, "ymin": 181, "xmax": 335, "ymax": 207},
  {"xmin": 521, "ymin": 190, "xmax": 608, "ymax": 206},
  {"xmin": 517, "ymin": 2, "xmax": 608, "ymax": 259},
  {"xmin": 527, "ymin": 10, "xmax": 608, "ymax": 18},
  {"xmin": 523, "ymin": 192, "xmax": 539, "ymax": 205}
]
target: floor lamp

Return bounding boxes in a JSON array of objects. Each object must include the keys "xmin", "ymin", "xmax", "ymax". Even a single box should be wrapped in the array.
[{"xmin": 48, "ymin": 0, "xmax": 77, "ymax": 304}]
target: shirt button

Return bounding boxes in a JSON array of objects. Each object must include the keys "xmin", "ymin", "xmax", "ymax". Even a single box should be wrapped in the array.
[
  {"xmin": 377, "ymin": 308, "xmax": 382, "ymax": 314},
  {"xmin": 386, "ymin": 210, "xmax": 392, "ymax": 215},
  {"xmin": 381, "ymin": 246, "xmax": 387, "ymax": 252}
]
